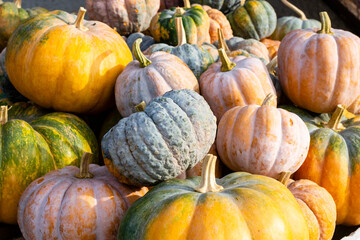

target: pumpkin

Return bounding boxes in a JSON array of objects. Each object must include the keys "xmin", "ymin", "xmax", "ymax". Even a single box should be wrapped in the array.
[
  {"xmin": 160, "ymin": 0, "xmax": 183, "ymax": 10},
  {"xmin": 217, "ymin": 94, "xmax": 310, "ymax": 178},
  {"xmin": 193, "ymin": 4, "xmax": 233, "ymax": 42},
  {"xmin": 278, "ymin": 12, "xmax": 360, "ymax": 113},
  {"xmin": 270, "ymin": 0, "xmax": 320, "ymax": 41},
  {"xmin": 18, "ymin": 152, "xmax": 148, "ymax": 240},
  {"xmin": 291, "ymin": 105, "xmax": 360, "ymax": 225},
  {"xmin": 348, "ymin": 95, "xmax": 360, "ymax": 115},
  {"xmin": 149, "ymin": 0, "xmax": 210, "ymax": 45},
  {"xmin": 126, "ymin": 33, "xmax": 156, "ymax": 56},
  {"xmin": 199, "ymin": 48, "xmax": 276, "ymax": 120},
  {"xmin": 260, "ymin": 38, "xmax": 280, "ymax": 60},
  {"xmin": 115, "ymin": 39, "xmax": 199, "ymax": 117},
  {"xmin": 279, "ymin": 172, "xmax": 336, "ymax": 240},
  {"xmin": 226, "ymin": 0, "xmax": 277, "ymax": 40},
  {"xmin": 86, "ymin": 0, "xmax": 160, "ymax": 35},
  {"xmin": 102, "ymin": 89, "xmax": 217, "ymax": 186},
  {"xmin": 190, "ymin": 0, "xmax": 241, "ymax": 14},
  {"xmin": 118, "ymin": 154, "xmax": 309, "ymax": 240},
  {"xmin": 5, "ymin": 7, "xmax": 133, "ymax": 114},
  {"xmin": 0, "ymin": 98, "xmax": 49, "ymax": 122},
  {"xmin": 144, "ymin": 17, "xmax": 214, "ymax": 79},
  {"xmin": 0, "ymin": 0, "xmax": 47, "ymax": 50}
]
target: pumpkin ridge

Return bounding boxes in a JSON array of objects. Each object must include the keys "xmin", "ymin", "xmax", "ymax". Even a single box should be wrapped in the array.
[
  {"xmin": 267, "ymin": 108, "xmax": 284, "ymax": 175},
  {"xmin": 242, "ymin": 5, "xmax": 260, "ymax": 40}
]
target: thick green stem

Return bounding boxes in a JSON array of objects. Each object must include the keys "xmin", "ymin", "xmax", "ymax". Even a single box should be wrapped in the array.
[
  {"xmin": 13, "ymin": 0, "xmax": 21, "ymax": 8},
  {"xmin": 195, "ymin": 154, "xmax": 223, "ymax": 193},
  {"xmin": 183, "ymin": 0, "xmax": 190, "ymax": 8},
  {"xmin": 262, "ymin": 93, "xmax": 277, "ymax": 106},
  {"xmin": 217, "ymin": 28, "xmax": 230, "ymax": 52},
  {"xmin": 317, "ymin": 12, "xmax": 334, "ymax": 35},
  {"xmin": 327, "ymin": 105, "xmax": 345, "ymax": 130},
  {"xmin": 0, "ymin": 106, "xmax": 8, "ymax": 124},
  {"xmin": 75, "ymin": 152, "xmax": 94, "ymax": 179},
  {"xmin": 135, "ymin": 101, "xmax": 146, "ymax": 112},
  {"xmin": 279, "ymin": 172, "xmax": 292, "ymax": 186},
  {"xmin": 280, "ymin": 0, "xmax": 307, "ymax": 20},
  {"xmin": 133, "ymin": 39, "xmax": 152, "ymax": 68},
  {"xmin": 219, "ymin": 48, "xmax": 236, "ymax": 72},
  {"xmin": 175, "ymin": 17, "xmax": 187, "ymax": 47},
  {"xmin": 73, "ymin": 7, "xmax": 89, "ymax": 31}
]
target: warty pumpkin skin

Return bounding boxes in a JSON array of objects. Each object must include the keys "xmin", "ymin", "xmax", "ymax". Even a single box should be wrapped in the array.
[
  {"xmin": 217, "ymin": 95, "xmax": 310, "ymax": 179},
  {"xmin": 226, "ymin": 0, "xmax": 277, "ymax": 40},
  {"xmin": 115, "ymin": 39, "xmax": 199, "ymax": 117},
  {"xmin": 5, "ymin": 8, "xmax": 133, "ymax": 114},
  {"xmin": 86, "ymin": 0, "xmax": 160, "ymax": 35},
  {"xmin": 102, "ymin": 89, "xmax": 217, "ymax": 187},
  {"xmin": 199, "ymin": 48, "xmax": 276, "ymax": 120},
  {"xmin": 18, "ymin": 153, "xmax": 148, "ymax": 240},
  {"xmin": 118, "ymin": 155, "xmax": 309, "ymax": 240},
  {"xmin": 278, "ymin": 12, "xmax": 360, "ymax": 113}
]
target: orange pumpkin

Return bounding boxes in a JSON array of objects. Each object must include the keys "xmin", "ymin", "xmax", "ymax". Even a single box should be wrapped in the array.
[
  {"xmin": 199, "ymin": 48, "xmax": 276, "ymax": 120},
  {"xmin": 18, "ymin": 153, "xmax": 148, "ymax": 239},
  {"xmin": 260, "ymin": 38, "xmax": 281, "ymax": 60},
  {"xmin": 278, "ymin": 12, "xmax": 360, "ymax": 113},
  {"xmin": 217, "ymin": 94, "xmax": 310, "ymax": 178},
  {"xmin": 5, "ymin": 8, "xmax": 132, "ymax": 114}
]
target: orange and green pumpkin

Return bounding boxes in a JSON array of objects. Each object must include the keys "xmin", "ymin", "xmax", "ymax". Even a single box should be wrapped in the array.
[
  {"xmin": 0, "ymin": 99, "xmax": 49, "ymax": 122},
  {"xmin": 118, "ymin": 154, "xmax": 309, "ymax": 240},
  {"xmin": 5, "ymin": 7, "xmax": 132, "ymax": 114}
]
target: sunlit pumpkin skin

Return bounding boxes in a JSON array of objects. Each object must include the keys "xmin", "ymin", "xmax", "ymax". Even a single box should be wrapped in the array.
[
  {"xmin": 226, "ymin": 0, "xmax": 277, "ymax": 40},
  {"xmin": 102, "ymin": 89, "xmax": 217, "ymax": 186},
  {"xmin": 118, "ymin": 170, "xmax": 309, "ymax": 239},
  {"xmin": 190, "ymin": 0, "xmax": 241, "ymax": 14},
  {"xmin": 18, "ymin": 162, "xmax": 148, "ymax": 239},
  {"xmin": 199, "ymin": 50, "xmax": 276, "ymax": 120},
  {"xmin": 86, "ymin": 0, "xmax": 160, "ymax": 35},
  {"xmin": 278, "ymin": 12, "xmax": 360, "ymax": 113},
  {"xmin": 149, "ymin": 5, "xmax": 210, "ymax": 46},
  {"xmin": 217, "ymin": 99, "xmax": 310, "ymax": 178},
  {"xmin": 0, "ymin": 0, "xmax": 47, "ymax": 50},
  {"xmin": 115, "ymin": 40, "xmax": 199, "ymax": 117},
  {"xmin": 5, "ymin": 9, "xmax": 133, "ymax": 114},
  {"xmin": 260, "ymin": 38, "xmax": 280, "ymax": 60}
]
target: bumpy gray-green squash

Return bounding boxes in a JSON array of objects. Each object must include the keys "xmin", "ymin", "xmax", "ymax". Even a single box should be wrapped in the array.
[
  {"xmin": 126, "ymin": 32, "xmax": 155, "ymax": 57},
  {"xmin": 102, "ymin": 89, "xmax": 217, "ymax": 186}
]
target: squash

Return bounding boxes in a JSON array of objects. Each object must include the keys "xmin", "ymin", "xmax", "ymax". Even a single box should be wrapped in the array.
[
  {"xmin": 115, "ymin": 39, "xmax": 199, "ymax": 117},
  {"xmin": 102, "ymin": 89, "xmax": 217, "ymax": 186},
  {"xmin": 199, "ymin": 48, "xmax": 276, "ymax": 120},
  {"xmin": 190, "ymin": 0, "xmax": 241, "ymax": 14},
  {"xmin": 278, "ymin": 12, "xmax": 360, "ymax": 113},
  {"xmin": 279, "ymin": 172, "xmax": 336, "ymax": 240},
  {"xmin": 226, "ymin": 0, "xmax": 276, "ymax": 40},
  {"xmin": 5, "ymin": 7, "xmax": 133, "ymax": 114},
  {"xmin": 126, "ymin": 33, "xmax": 156, "ymax": 57},
  {"xmin": 0, "ymin": 98, "xmax": 49, "ymax": 122},
  {"xmin": 270, "ymin": 0, "xmax": 320, "ymax": 41},
  {"xmin": 0, "ymin": 0, "xmax": 47, "ymax": 50},
  {"xmin": 144, "ymin": 17, "xmax": 214, "ymax": 79},
  {"xmin": 217, "ymin": 94, "xmax": 310, "ymax": 178},
  {"xmin": 260, "ymin": 38, "xmax": 280, "ymax": 60},
  {"xmin": 86, "ymin": 0, "xmax": 160, "ymax": 35},
  {"xmin": 149, "ymin": 0, "xmax": 210, "ymax": 45},
  {"xmin": 118, "ymin": 154, "xmax": 309, "ymax": 240},
  {"xmin": 348, "ymin": 95, "xmax": 360, "ymax": 115},
  {"xmin": 18, "ymin": 152, "xmax": 148, "ymax": 240}
]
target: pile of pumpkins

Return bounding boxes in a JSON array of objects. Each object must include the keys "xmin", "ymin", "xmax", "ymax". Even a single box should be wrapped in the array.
[{"xmin": 0, "ymin": 0, "xmax": 360, "ymax": 239}]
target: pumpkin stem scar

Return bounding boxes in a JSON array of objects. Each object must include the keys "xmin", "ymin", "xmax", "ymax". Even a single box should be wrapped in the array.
[
  {"xmin": 219, "ymin": 48, "xmax": 236, "ymax": 72},
  {"xmin": 327, "ymin": 104, "xmax": 346, "ymax": 130},
  {"xmin": 133, "ymin": 39, "xmax": 152, "ymax": 68},
  {"xmin": 14, "ymin": 0, "xmax": 21, "ymax": 8},
  {"xmin": 317, "ymin": 12, "xmax": 334, "ymax": 35},
  {"xmin": 175, "ymin": 17, "xmax": 187, "ymax": 47},
  {"xmin": 183, "ymin": 0, "xmax": 191, "ymax": 8},
  {"xmin": 73, "ymin": 7, "xmax": 89, "ymax": 31},
  {"xmin": 262, "ymin": 93, "xmax": 277, "ymax": 106},
  {"xmin": 135, "ymin": 101, "xmax": 146, "ymax": 112},
  {"xmin": 175, "ymin": 7, "xmax": 186, "ymax": 16},
  {"xmin": 0, "ymin": 105, "xmax": 8, "ymax": 124},
  {"xmin": 280, "ymin": 0, "xmax": 307, "ymax": 20},
  {"xmin": 75, "ymin": 152, "xmax": 94, "ymax": 179},
  {"xmin": 217, "ymin": 28, "xmax": 230, "ymax": 52},
  {"xmin": 195, "ymin": 154, "xmax": 223, "ymax": 193},
  {"xmin": 278, "ymin": 172, "xmax": 292, "ymax": 186}
]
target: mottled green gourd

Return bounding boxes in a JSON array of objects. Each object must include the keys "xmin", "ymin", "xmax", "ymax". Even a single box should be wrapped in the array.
[
  {"xmin": 102, "ymin": 89, "xmax": 217, "ymax": 187},
  {"xmin": 145, "ymin": 17, "xmax": 214, "ymax": 79},
  {"xmin": 270, "ymin": 0, "xmax": 320, "ymax": 40},
  {"xmin": 226, "ymin": 0, "xmax": 277, "ymax": 40}
]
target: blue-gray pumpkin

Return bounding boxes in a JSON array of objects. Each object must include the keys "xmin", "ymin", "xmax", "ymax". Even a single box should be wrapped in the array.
[
  {"xmin": 102, "ymin": 89, "xmax": 217, "ymax": 186},
  {"xmin": 126, "ymin": 32, "xmax": 156, "ymax": 57}
]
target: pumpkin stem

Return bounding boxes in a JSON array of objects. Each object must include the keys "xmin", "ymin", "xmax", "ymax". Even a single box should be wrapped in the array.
[
  {"xmin": 261, "ymin": 93, "xmax": 277, "ymax": 106},
  {"xmin": 183, "ymin": 0, "xmax": 190, "ymax": 8},
  {"xmin": 175, "ymin": 17, "xmax": 187, "ymax": 47},
  {"xmin": 317, "ymin": 12, "xmax": 334, "ymax": 35},
  {"xmin": 73, "ymin": 7, "xmax": 89, "ymax": 31},
  {"xmin": 266, "ymin": 56, "xmax": 278, "ymax": 75},
  {"xmin": 278, "ymin": 172, "xmax": 292, "ymax": 186},
  {"xmin": 195, "ymin": 154, "xmax": 224, "ymax": 193},
  {"xmin": 280, "ymin": 0, "xmax": 307, "ymax": 20},
  {"xmin": 240, "ymin": 0, "xmax": 246, "ymax": 7},
  {"xmin": 135, "ymin": 101, "xmax": 146, "ymax": 112},
  {"xmin": 13, "ymin": 0, "xmax": 21, "ymax": 8},
  {"xmin": 0, "ymin": 106, "xmax": 8, "ymax": 124},
  {"xmin": 219, "ymin": 48, "xmax": 236, "ymax": 72},
  {"xmin": 327, "ymin": 104, "xmax": 346, "ymax": 130},
  {"xmin": 75, "ymin": 152, "xmax": 94, "ymax": 179},
  {"xmin": 133, "ymin": 39, "xmax": 152, "ymax": 68},
  {"xmin": 175, "ymin": 7, "xmax": 186, "ymax": 15},
  {"xmin": 217, "ymin": 28, "xmax": 230, "ymax": 52}
]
